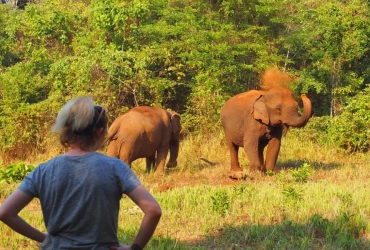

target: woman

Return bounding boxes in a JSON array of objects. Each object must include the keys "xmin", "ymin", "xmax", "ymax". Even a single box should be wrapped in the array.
[{"xmin": 0, "ymin": 97, "xmax": 162, "ymax": 250}]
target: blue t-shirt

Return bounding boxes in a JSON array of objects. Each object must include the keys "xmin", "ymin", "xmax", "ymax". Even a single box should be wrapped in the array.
[{"xmin": 19, "ymin": 152, "xmax": 141, "ymax": 250}]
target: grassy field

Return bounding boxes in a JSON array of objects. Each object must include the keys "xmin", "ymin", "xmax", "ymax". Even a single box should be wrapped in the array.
[{"xmin": 0, "ymin": 129, "xmax": 370, "ymax": 249}]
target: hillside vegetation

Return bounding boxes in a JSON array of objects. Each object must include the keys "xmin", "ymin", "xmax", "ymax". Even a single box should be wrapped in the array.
[{"xmin": 1, "ymin": 0, "xmax": 370, "ymax": 161}]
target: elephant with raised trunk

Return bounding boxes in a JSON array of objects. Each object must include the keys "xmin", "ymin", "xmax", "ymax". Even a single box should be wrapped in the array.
[
  {"xmin": 106, "ymin": 106, "xmax": 181, "ymax": 175},
  {"xmin": 220, "ymin": 87, "xmax": 312, "ymax": 177}
]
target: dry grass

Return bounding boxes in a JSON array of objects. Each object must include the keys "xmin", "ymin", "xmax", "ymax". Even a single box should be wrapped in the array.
[{"xmin": 0, "ymin": 129, "xmax": 370, "ymax": 249}]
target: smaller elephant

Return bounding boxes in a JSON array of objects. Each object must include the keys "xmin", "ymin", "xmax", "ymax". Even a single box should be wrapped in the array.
[
  {"xmin": 106, "ymin": 106, "xmax": 181, "ymax": 175},
  {"xmin": 220, "ymin": 87, "xmax": 312, "ymax": 177}
]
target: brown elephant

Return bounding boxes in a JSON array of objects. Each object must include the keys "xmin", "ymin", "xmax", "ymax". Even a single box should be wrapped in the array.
[
  {"xmin": 106, "ymin": 106, "xmax": 181, "ymax": 175},
  {"xmin": 220, "ymin": 87, "xmax": 312, "ymax": 176}
]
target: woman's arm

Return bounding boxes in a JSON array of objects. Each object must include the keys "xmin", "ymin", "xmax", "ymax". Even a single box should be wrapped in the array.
[
  {"xmin": 0, "ymin": 189, "xmax": 46, "ymax": 242},
  {"xmin": 126, "ymin": 185, "xmax": 162, "ymax": 249}
]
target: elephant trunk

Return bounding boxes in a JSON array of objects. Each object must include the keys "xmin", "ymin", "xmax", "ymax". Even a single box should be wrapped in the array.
[
  {"xmin": 166, "ymin": 140, "xmax": 179, "ymax": 168},
  {"xmin": 287, "ymin": 94, "xmax": 312, "ymax": 128}
]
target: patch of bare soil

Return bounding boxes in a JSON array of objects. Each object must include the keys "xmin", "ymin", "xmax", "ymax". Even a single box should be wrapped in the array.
[
  {"xmin": 136, "ymin": 164, "xmax": 272, "ymax": 193},
  {"xmin": 137, "ymin": 156, "xmax": 370, "ymax": 193}
]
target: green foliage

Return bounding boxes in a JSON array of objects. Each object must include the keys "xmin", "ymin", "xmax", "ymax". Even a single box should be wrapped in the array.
[
  {"xmin": 335, "ymin": 192, "xmax": 354, "ymax": 207},
  {"xmin": 328, "ymin": 86, "xmax": 370, "ymax": 152},
  {"xmin": 289, "ymin": 116, "xmax": 333, "ymax": 146},
  {"xmin": 282, "ymin": 186, "xmax": 303, "ymax": 201},
  {"xmin": 1, "ymin": 0, "xmax": 370, "ymax": 160},
  {"xmin": 326, "ymin": 211, "xmax": 367, "ymax": 246},
  {"xmin": 308, "ymin": 214, "xmax": 329, "ymax": 238},
  {"xmin": 277, "ymin": 170, "xmax": 288, "ymax": 184},
  {"xmin": 266, "ymin": 170, "xmax": 274, "ymax": 176},
  {"xmin": 278, "ymin": 163, "xmax": 314, "ymax": 204},
  {"xmin": 289, "ymin": 163, "xmax": 314, "ymax": 183},
  {"xmin": 283, "ymin": 0, "xmax": 370, "ymax": 116},
  {"xmin": 210, "ymin": 190, "xmax": 230, "ymax": 215},
  {"xmin": 0, "ymin": 96, "xmax": 58, "ymax": 158},
  {"xmin": 305, "ymin": 213, "xmax": 366, "ymax": 248},
  {"xmin": 0, "ymin": 162, "xmax": 35, "ymax": 184},
  {"xmin": 291, "ymin": 94, "xmax": 370, "ymax": 152},
  {"xmin": 1, "ymin": 61, "xmax": 50, "ymax": 106}
]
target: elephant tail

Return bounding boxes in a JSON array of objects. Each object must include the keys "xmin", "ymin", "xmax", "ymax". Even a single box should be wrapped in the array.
[
  {"xmin": 105, "ymin": 121, "xmax": 120, "ymax": 145},
  {"xmin": 105, "ymin": 136, "xmax": 113, "ymax": 145}
]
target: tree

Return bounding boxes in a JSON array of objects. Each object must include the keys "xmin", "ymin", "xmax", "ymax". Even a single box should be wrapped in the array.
[{"xmin": 281, "ymin": 0, "xmax": 370, "ymax": 116}]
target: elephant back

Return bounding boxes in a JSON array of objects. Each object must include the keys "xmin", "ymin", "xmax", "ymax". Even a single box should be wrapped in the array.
[
  {"xmin": 221, "ymin": 91, "xmax": 264, "ymax": 122},
  {"xmin": 108, "ymin": 106, "xmax": 171, "ymax": 144}
]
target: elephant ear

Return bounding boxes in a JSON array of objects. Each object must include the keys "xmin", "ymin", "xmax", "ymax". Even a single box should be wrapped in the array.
[
  {"xmin": 170, "ymin": 112, "xmax": 181, "ymax": 135},
  {"xmin": 253, "ymin": 95, "xmax": 269, "ymax": 125}
]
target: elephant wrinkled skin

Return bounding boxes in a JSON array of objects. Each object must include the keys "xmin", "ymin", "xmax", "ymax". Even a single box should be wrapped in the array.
[
  {"xmin": 106, "ymin": 106, "xmax": 181, "ymax": 175},
  {"xmin": 220, "ymin": 87, "xmax": 312, "ymax": 175}
]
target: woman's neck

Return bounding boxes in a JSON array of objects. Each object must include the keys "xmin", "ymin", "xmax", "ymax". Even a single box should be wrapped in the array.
[{"xmin": 64, "ymin": 146, "xmax": 95, "ymax": 156}]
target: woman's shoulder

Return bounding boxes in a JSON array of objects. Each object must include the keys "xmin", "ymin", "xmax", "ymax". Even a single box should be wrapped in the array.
[
  {"xmin": 94, "ymin": 152, "xmax": 130, "ymax": 167},
  {"xmin": 36, "ymin": 153, "xmax": 131, "ymax": 173}
]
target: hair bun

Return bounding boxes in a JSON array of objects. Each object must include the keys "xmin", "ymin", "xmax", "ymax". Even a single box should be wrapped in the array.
[{"xmin": 52, "ymin": 97, "xmax": 95, "ymax": 132}]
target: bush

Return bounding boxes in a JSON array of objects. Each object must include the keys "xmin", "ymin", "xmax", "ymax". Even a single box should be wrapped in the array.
[
  {"xmin": 290, "ymin": 86, "xmax": 370, "ymax": 153},
  {"xmin": 289, "ymin": 116, "xmax": 332, "ymax": 145},
  {"xmin": 211, "ymin": 190, "xmax": 230, "ymax": 215},
  {"xmin": 0, "ymin": 162, "xmax": 35, "ymax": 183},
  {"xmin": 327, "ymin": 87, "xmax": 370, "ymax": 153},
  {"xmin": 290, "ymin": 163, "xmax": 314, "ymax": 183}
]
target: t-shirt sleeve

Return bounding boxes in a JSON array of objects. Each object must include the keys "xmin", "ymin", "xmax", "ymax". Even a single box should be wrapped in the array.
[
  {"xmin": 114, "ymin": 162, "xmax": 141, "ymax": 194},
  {"xmin": 18, "ymin": 168, "xmax": 40, "ymax": 198}
]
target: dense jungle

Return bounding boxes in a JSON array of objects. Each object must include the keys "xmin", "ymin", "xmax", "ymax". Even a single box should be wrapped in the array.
[{"xmin": 1, "ymin": 0, "xmax": 370, "ymax": 249}]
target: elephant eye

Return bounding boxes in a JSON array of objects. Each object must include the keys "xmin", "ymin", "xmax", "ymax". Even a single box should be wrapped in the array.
[{"xmin": 276, "ymin": 106, "xmax": 282, "ymax": 114}]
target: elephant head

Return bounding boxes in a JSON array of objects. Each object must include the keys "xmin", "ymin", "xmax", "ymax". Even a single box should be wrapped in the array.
[
  {"xmin": 252, "ymin": 87, "xmax": 312, "ymax": 129},
  {"xmin": 166, "ymin": 111, "xmax": 181, "ymax": 168}
]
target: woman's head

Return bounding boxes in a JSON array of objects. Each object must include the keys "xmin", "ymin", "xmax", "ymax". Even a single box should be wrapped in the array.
[{"xmin": 52, "ymin": 97, "xmax": 108, "ymax": 150}]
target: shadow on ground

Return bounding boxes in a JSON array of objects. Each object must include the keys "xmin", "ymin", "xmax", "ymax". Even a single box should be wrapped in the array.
[
  {"xmin": 276, "ymin": 159, "xmax": 342, "ymax": 171},
  {"xmin": 143, "ymin": 213, "xmax": 369, "ymax": 249}
]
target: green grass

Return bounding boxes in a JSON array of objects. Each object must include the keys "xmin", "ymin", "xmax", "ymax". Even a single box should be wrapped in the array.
[{"xmin": 0, "ymin": 129, "xmax": 370, "ymax": 249}]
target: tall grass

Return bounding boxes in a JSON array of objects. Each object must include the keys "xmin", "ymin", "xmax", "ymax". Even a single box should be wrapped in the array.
[{"xmin": 0, "ymin": 128, "xmax": 369, "ymax": 249}]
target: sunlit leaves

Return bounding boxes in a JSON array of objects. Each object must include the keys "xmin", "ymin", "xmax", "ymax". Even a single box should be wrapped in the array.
[
  {"xmin": 0, "ymin": 0, "xmax": 370, "ymax": 157},
  {"xmin": 328, "ymin": 86, "xmax": 370, "ymax": 152}
]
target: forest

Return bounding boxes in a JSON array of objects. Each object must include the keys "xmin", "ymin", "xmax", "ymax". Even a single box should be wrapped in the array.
[{"xmin": 0, "ymin": 0, "xmax": 370, "ymax": 160}]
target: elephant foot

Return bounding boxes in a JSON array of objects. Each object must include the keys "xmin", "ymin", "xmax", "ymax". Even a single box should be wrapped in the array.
[
  {"xmin": 166, "ymin": 161, "xmax": 177, "ymax": 168},
  {"xmin": 229, "ymin": 170, "xmax": 245, "ymax": 180}
]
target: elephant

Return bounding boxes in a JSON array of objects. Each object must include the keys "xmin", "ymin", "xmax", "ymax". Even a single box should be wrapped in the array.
[
  {"xmin": 220, "ymin": 87, "xmax": 312, "ymax": 177},
  {"xmin": 106, "ymin": 106, "xmax": 181, "ymax": 175}
]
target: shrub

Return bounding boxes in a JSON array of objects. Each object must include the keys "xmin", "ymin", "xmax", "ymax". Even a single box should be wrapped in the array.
[
  {"xmin": 327, "ymin": 87, "xmax": 370, "ymax": 153},
  {"xmin": 0, "ymin": 162, "xmax": 35, "ymax": 183},
  {"xmin": 290, "ymin": 163, "xmax": 314, "ymax": 183},
  {"xmin": 288, "ymin": 116, "xmax": 333, "ymax": 147},
  {"xmin": 291, "ymin": 86, "xmax": 370, "ymax": 153},
  {"xmin": 211, "ymin": 190, "xmax": 230, "ymax": 215}
]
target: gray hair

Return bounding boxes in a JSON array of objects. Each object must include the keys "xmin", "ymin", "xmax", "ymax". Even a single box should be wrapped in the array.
[{"xmin": 52, "ymin": 97, "xmax": 95, "ymax": 132}]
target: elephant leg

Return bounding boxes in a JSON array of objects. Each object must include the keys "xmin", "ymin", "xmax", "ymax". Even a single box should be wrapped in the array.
[
  {"xmin": 118, "ymin": 144, "xmax": 134, "ymax": 168},
  {"xmin": 166, "ymin": 141, "xmax": 179, "ymax": 168},
  {"xmin": 146, "ymin": 155, "xmax": 155, "ymax": 173},
  {"xmin": 244, "ymin": 139, "xmax": 265, "ymax": 172},
  {"xmin": 257, "ymin": 142, "xmax": 268, "ymax": 172},
  {"xmin": 228, "ymin": 142, "xmax": 242, "ymax": 172},
  {"xmin": 106, "ymin": 140, "xmax": 119, "ymax": 158},
  {"xmin": 154, "ymin": 146, "xmax": 169, "ymax": 175},
  {"xmin": 265, "ymin": 137, "xmax": 281, "ymax": 171},
  {"xmin": 120, "ymin": 155, "xmax": 132, "ymax": 167}
]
